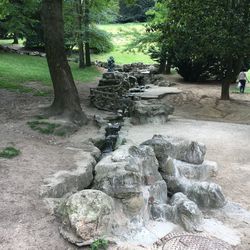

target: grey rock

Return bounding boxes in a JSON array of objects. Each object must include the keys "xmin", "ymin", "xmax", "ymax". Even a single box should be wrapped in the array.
[
  {"xmin": 121, "ymin": 193, "xmax": 145, "ymax": 216},
  {"xmin": 162, "ymin": 157, "xmax": 218, "ymax": 181},
  {"xmin": 150, "ymin": 203, "xmax": 168, "ymax": 220},
  {"xmin": 57, "ymin": 190, "xmax": 115, "ymax": 242},
  {"xmin": 149, "ymin": 180, "xmax": 168, "ymax": 204},
  {"xmin": 94, "ymin": 145, "xmax": 162, "ymax": 199},
  {"xmin": 130, "ymin": 101, "xmax": 174, "ymax": 125},
  {"xmin": 166, "ymin": 193, "xmax": 203, "ymax": 232},
  {"xmin": 128, "ymin": 76, "xmax": 137, "ymax": 86},
  {"xmin": 40, "ymin": 150, "xmax": 96, "ymax": 198},
  {"xmin": 103, "ymin": 72, "xmax": 116, "ymax": 80},
  {"xmin": 99, "ymin": 78, "xmax": 120, "ymax": 86},
  {"xmin": 166, "ymin": 176, "xmax": 226, "ymax": 208},
  {"xmin": 186, "ymin": 182, "xmax": 226, "ymax": 208},
  {"xmin": 142, "ymin": 135, "xmax": 206, "ymax": 165},
  {"xmin": 161, "ymin": 157, "xmax": 225, "ymax": 208},
  {"xmin": 172, "ymin": 159, "xmax": 218, "ymax": 180}
]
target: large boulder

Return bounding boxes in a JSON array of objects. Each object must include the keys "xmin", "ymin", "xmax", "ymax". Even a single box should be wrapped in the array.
[
  {"xmin": 142, "ymin": 135, "xmax": 206, "ymax": 165},
  {"xmin": 40, "ymin": 150, "xmax": 96, "ymax": 198},
  {"xmin": 162, "ymin": 157, "xmax": 218, "ymax": 181},
  {"xmin": 130, "ymin": 101, "xmax": 174, "ymax": 125},
  {"xmin": 166, "ymin": 176, "xmax": 226, "ymax": 209},
  {"xmin": 57, "ymin": 190, "xmax": 115, "ymax": 243},
  {"xmin": 160, "ymin": 156, "xmax": 225, "ymax": 209},
  {"xmin": 94, "ymin": 145, "xmax": 163, "ymax": 199}
]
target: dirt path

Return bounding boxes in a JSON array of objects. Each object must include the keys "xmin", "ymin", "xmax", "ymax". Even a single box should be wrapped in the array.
[{"xmin": 1, "ymin": 76, "xmax": 250, "ymax": 249}]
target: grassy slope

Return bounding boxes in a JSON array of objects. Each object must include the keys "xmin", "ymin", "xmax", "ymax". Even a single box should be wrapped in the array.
[
  {"xmin": 0, "ymin": 53, "xmax": 100, "ymax": 92},
  {"xmin": 94, "ymin": 23, "xmax": 154, "ymax": 64}
]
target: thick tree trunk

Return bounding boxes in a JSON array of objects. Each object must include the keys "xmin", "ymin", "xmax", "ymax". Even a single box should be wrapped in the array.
[
  {"xmin": 85, "ymin": 42, "xmax": 91, "ymax": 66},
  {"xmin": 158, "ymin": 44, "xmax": 167, "ymax": 74},
  {"xmin": 85, "ymin": 0, "xmax": 91, "ymax": 66},
  {"xmin": 78, "ymin": 41, "xmax": 85, "ymax": 68},
  {"xmin": 158, "ymin": 59, "xmax": 166, "ymax": 74},
  {"xmin": 165, "ymin": 61, "xmax": 171, "ymax": 75},
  {"xmin": 221, "ymin": 82, "xmax": 230, "ymax": 100},
  {"xmin": 76, "ymin": 0, "xmax": 85, "ymax": 68},
  {"xmin": 221, "ymin": 57, "xmax": 242, "ymax": 100},
  {"xmin": 41, "ymin": 0, "xmax": 87, "ymax": 125}
]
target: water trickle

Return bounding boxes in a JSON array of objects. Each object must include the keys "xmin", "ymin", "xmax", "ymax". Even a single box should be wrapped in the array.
[{"xmin": 102, "ymin": 123, "xmax": 121, "ymax": 154}]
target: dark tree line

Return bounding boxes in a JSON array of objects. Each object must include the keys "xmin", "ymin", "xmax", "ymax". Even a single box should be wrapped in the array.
[{"xmin": 118, "ymin": 0, "xmax": 154, "ymax": 23}]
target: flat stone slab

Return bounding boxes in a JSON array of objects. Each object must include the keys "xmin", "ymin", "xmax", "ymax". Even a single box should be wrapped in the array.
[{"xmin": 135, "ymin": 85, "xmax": 182, "ymax": 99}]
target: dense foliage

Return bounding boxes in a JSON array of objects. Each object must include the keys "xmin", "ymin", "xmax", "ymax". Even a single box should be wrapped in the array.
[
  {"xmin": 129, "ymin": 0, "xmax": 250, "ymax": 84},
  {"xmin": 166, "ymin": 0, "xmax": 250, "ymax": 83},
  {"xmin": 0, "ymin": 0, "xmax": 40, "ymax": 43},
  {"xmin": 118, "ymin": 0, "xmax": 154, "ymax": 23}
]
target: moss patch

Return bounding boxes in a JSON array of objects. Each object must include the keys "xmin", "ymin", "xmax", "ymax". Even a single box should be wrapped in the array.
[
  {"xmin": 0, "ymin": 147, "xmax": 20, "ymax": 159},
  {"xmin": 27, "ymin": 120, "xmax": 61, "ymax": 135}
]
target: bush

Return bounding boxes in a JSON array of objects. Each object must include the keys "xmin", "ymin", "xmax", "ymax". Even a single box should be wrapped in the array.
[
  {"xmin": 0, "ymin": 147, "xmax": 20, "ymax": 159},
  {"xmin": 91, "ymin": 238, "xmax": 108, "ymax": 250},
  {"xmin": 89, "ymin": 27, "xmax": 113, "ymax": 54}
]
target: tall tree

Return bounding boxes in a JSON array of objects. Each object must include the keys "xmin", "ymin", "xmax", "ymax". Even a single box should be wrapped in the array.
[
  {"xmin": 161, "ymin": 0, "xmax": 250, "ymax": 100},
  {"xmin": 0, "ymin": 0, "xmax": 39, "ymax": 44},
  {"xmin": 75, "ymin": 0, "xmax": 85, "ymax": 68},
  {"xmin": 41, "ymin": 0, "xmax": 87, "ymax": 125},
  {"xmin": 84, "ymin": 0, "xmax": 91, "ymax": 66}
]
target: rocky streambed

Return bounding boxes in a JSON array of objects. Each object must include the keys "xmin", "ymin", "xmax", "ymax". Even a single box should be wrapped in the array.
[{"xmin": 40, "ymin": 128, "xmax": 244, "ymax": 249}]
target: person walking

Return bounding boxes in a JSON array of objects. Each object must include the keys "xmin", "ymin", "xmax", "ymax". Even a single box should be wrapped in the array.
[{"xmin": 238, "ymin": 69, "xmax": 249, "ymax": 93}]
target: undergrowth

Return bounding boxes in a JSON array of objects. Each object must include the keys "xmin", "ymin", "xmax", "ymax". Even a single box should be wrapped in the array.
[
  {"xmin": 0, "ymin": 147, "xmax": 20, "ymax": 159},
  {"xmin": 90, "ymin": 238, "xmax": 108, "ymax": 250}
]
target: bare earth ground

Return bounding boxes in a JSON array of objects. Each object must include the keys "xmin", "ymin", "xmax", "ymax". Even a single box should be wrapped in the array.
[{"xmin": 0, "ymin": 77, "xmax": 250, "ymax": 249}]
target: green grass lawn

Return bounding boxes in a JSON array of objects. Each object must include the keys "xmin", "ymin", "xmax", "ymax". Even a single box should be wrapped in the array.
[
  {"xmin": 0, "ymin": 53, "xmax": 101, "ymax": 93},
  {"xmin": 0, "ymin": 38, "xmax": 25, "ymax": 45},
  {"xmin": 94, "ymin": 23, "xmax": 154, "ymax": 64}
]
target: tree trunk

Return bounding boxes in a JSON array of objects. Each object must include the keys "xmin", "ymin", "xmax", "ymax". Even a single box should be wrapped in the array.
[
  {"xmin": 165, "ymin": 61, "xmax": 171, "ymax": 74},
  {"xmin": 41, "ymin": 0, "xmax": 87, "ymax": 125},
  {"xmin": 85, "ymin": 42, "xmax": 91, "ymax": 66},
  {"xmin": 78, "ymin": 41, "xmax": 85, "ymax": 68},
  {"xmin": 158, "ymin": 56, "xmax": 166, "ymax": 74},
  {"xmin": 85, "ymin": 0, "xmax": 91, "ymax": 66},
  {"xmin": 221, "ymin": 57, "xmax": 233, "ymax": 100},
  {"xmin": 158, "ymin": 43, "xmax": 167, "ymax": 74},
  {"xmin": 13, "ymin": 33, "xmax": 18, "ymax": 44},
  {"xmin": 221, "ymin": 57, "xmax": 242, "ymax": 100},
  {"xmin": 221, "ymin": 81, "xmax": 230, "ymax": 100},
  {"xmin": 76, "ymin": 0, "xmax": 85, "ymax": 68}
]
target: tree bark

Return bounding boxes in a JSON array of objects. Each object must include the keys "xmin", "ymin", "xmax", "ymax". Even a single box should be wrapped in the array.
[
  {"xmin": 41, "ymin": 0, "xmax": 87, "ymax": 125},
  {"xmin": 84, "ymin": 0, "xmax": 91, "ymax": 66},
  {"xmin": 165, "ymin": 61, "xmax": 171, "ymax": 74},
  {"xmin": 158, "ymin": 44, "xmax": 167, "ymax": 74},
  {"xmin": 85, "ymin": 42, "xmax": 91, "ymax": 66},
  {"xmin": 78, "ymin": 41, "xmax": 85, "ymax": 68},
  {"xmin": 76, "ymin": 0, "xmax": 85, "ymax": 68},
  {"xmin": 158, "ymin": 57, "xmax": 166, "ymax": 74},
  {"xmin": 221, "ymin": 57, "xmax": 242, "ymax": 100},
  {"xmin": 221, "ymin": 81, "xmax": 230, "ymax": 100}
]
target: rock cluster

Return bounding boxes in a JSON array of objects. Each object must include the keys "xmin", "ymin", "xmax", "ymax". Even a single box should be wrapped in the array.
[
  {"xmin": 130, "ymin": 100, "xmax": 174, "ymax": 125},
  {"xmin": 41, "ymin": 134, "xmax": 226, "ymax": 247}
]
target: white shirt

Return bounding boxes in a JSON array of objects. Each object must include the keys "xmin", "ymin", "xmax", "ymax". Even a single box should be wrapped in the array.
[{"xmin": 238, "ymin": 72, "xmax": 247, "ymax": 81}]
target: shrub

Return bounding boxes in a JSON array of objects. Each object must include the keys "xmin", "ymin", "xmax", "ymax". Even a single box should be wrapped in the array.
[
  {"xmin": 91, "ymin": 238, "xmax": 108, "ymax": 250},
  {"xmin": 0, "ymin": 147, "xmax": 20, "ymax": 159}
]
